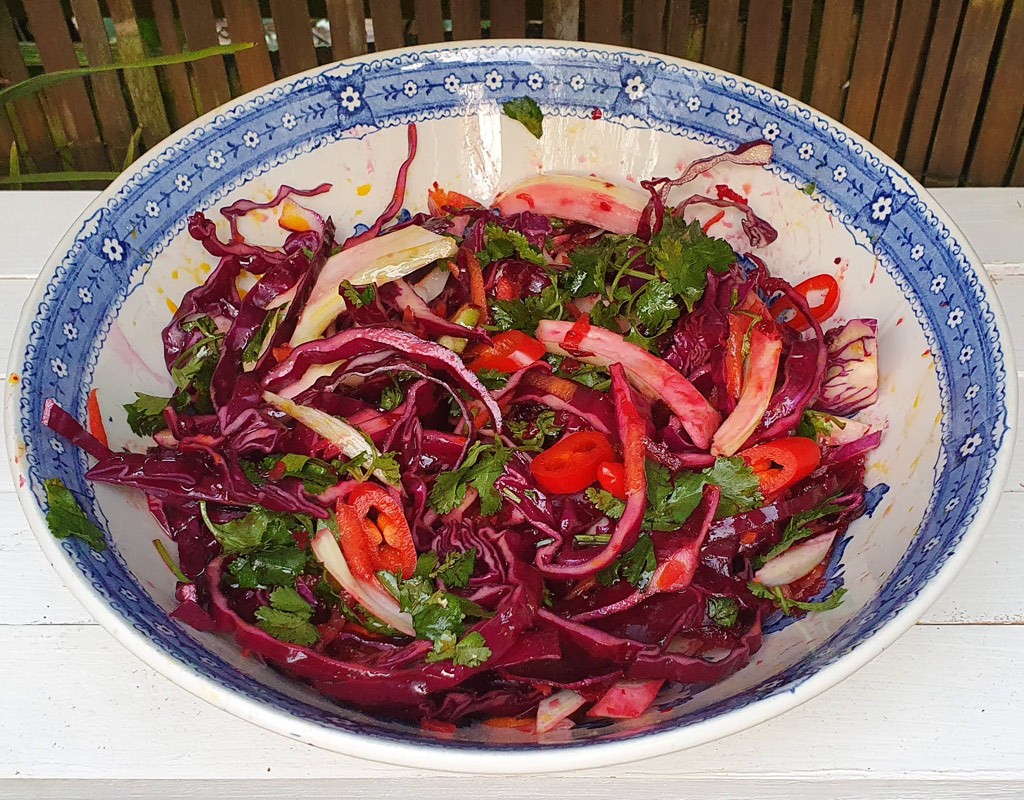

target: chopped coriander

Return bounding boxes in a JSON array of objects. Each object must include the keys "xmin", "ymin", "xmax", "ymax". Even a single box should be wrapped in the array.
[
  {"xmin": 435, "ymin": 548, "xmax": 477, "ymax": 589},
  {"xmin": 43, "ymin": 478, "xmax": 106, "ymax": 551},
  {"xmin": 478, "ymin": 223, "xmax": 546, "ymax": 267},
  {"xmin": 707, "ymin": 596, "xmax": 739, "ymax": 628},
  {"xmin": 241, "ymin": 307, "xmax": 285, "ymax": 369},
  {"xmin": 796, "ymin": 409, "xmax": 842, "ymax": 442},
  {"xmin": 755, "ymin": 500, "xmax": 843, "ymax": 568},
  {"xmin": 490, "ymin": 283, "xmax": 568, "ymax": 335},
  {"xmin": 227, "ymin": 546, "xmax": 308, "ymax": 590},
  {"xmin": 378, "ymin": 384, "xmax": 404, "ymax": 412},
  {"xmin": 474, "ymin": 368, "xmax": 510, "ymax": 390},
  {"xmin": 585, "ymin": 487, "xmax": 626, "ymax": 519},
  {"xmin": 254, "ymin": 586, "xmax": 319, "ymax": 646},
  {"xmin": 502, "ymin": 96, "xmax": 543, "ymax": 139},
  {"xmin": 596, "ymin": 534, "xmax": 656, "ymax": 590},
  {"xmin": 749, "ymin": 582, "xmax": 846, "ymax": 616},
  {"xmin": 507, "ymin": 411, "xmax": 563, "ymax": 451},
  {"xmin": 703, "ymin": 457, "xmax": 763, "ymax": 517},
  {"xmin": 340, "ymin": 280, "xmax": 376, "ymax": 308},
  {"xmin": 170, "ymin": 316, "xmax": 223, "ymax": 413},
  {"xmin": 124, "ymin": 393, "xmax": 171, "ymax": 437},
  {"xmin": 199, "ymin": 502, "xmax": 312, "ymax": 555},
  {"xmin": 649, "ymin": 217, "xmax": 736, "ymax": 312},
  {"xmin": 429, "ymin": 441, "xmax": 512, "ymax": 516}
]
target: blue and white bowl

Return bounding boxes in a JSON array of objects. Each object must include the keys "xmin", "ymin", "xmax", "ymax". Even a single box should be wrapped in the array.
[{"xmin": 5, "ymin": 42, "xmax": 1015, "ymax": 772}]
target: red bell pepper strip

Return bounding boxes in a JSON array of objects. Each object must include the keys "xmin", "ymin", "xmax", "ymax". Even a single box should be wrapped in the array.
[
  {"xmin": 597, "ymin": 461, "xmax": 627, "ymax": 500},
  {"xmin": 535, "ymin": 364, "xmax": 646, "ymax": 578},
  {"xmin": 738, "ymin": 436, "xmax": 821, "ymax": 500},
  {"xmin": 770, "ymin": 274, "xmax": 840, "ymax": 332},
  {"xmin": 468, "ymin": 330, "xmax": 546, "ymax": 373},
  {"xmin": 724, "ymin": 312, "xmax": 756, "ymax": 401},
  {"xmin": 535, "ymin": 320, "xmax": 722, "ymax": 449},
  {"xmin": 711, "ymin": 327, "xmax": 783, "ymax": 456},
  {"xmin": 465, "ymin": 250, "xmax": 488, "ymax": 325},
  {"xmin": 530, "ymin": 431, "xmax": 616, "ymax": 495},
  {"xmin": 86, "ymin": 388, "xmax": 108, "ymax": 448}
]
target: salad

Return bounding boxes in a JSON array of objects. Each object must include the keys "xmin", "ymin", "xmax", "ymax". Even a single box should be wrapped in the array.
[{"xmin": 42, "ymin": 118, "xmax": 881, "ymax": 732}]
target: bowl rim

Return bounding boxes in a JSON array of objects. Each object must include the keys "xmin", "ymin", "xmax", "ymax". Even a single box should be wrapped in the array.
[{"xmin": 5, "ymin": 38, "xmax": 1017, "ymax": 774}]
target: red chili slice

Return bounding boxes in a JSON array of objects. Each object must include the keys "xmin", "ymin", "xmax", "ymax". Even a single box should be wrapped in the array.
[
  {"xmin": 530, "ymin": 431, "xmax": 617, "ymax": 495},
  {"xmin": 337, "ymin": 485, "xmax": 417, "ymax": 580},
  {"xmin": 771, "ymin": 274, "xmax": 840, "ymax": 332},
  {"xmin": 597, "ymin": 461, "xmax": 627, "ymax": 500},
  {"xmin": 469, "ymin": 330, "xmax": 546, "ymax": 373},
  {"xmin": 738, "ymin": 436, "xmax": 821, "ymax": 499}
]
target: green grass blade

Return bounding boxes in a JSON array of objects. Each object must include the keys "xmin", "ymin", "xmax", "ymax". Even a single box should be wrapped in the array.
[
  {"xmin": 0, "ymin": 171, "xmax": 119, "ymax": 186},
  {"xmin": 8, "ymin": 141, "xmax": 20, "ymax": 190},
  {"xmin": 0, "ymin": 43, "xmax": 254, "ymax": 106},
  {"xmin": 122, "ymin": 126, "xmax": 144, "ymax": 171}
]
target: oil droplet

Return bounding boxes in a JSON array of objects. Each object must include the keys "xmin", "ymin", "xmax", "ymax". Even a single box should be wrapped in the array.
[
  {"xmin": 200, "ymin": 262, "xmax": 211, "ymax": 273},
  {"xmin": 166, "ymin": 298, "xmax": 179, "ymax": 314},
  {"xmin": 171, "ymin": 270, "xmax": 179, "ymax": 280},
  {"xmin": 356, "ymin": 183, "xmax": 372, "ymax": 196}
]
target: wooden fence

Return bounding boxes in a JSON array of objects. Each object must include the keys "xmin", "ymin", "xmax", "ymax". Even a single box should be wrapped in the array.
[{"xmin": 1, "ymin": 0, "xmax": 1023, "ymax": 187}]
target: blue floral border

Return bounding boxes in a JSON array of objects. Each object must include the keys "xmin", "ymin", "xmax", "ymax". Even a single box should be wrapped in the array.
[{"xmin": 12, "ymin": 44, "xmax": 1009, "ymax": 751}]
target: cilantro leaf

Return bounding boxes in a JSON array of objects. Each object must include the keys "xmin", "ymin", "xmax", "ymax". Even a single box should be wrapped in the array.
[
  {"xmin": 703, "ymin": 457, "xmax": 763, "ymax": 517},
  {"xmin": 748, "ymin": 582, "xmax": 847, "ymax": 616},
  {"xmin": 596, "ymin": 534, "xmax": 655, "ymax": 589},
  {"xmin": 254, "ymin": 586, "xmax": 319, "ymax": 646},
  {"xmin": 227, "ymin": 545, "xmax": 308, "ymax": 589},
  {"xmin": 170, "ymin": 316, "xmax": 223, "ymax": 413},
  {"xmin": 478, "ymin": 223, "xmax": 546, "ymax": 267},
  {"xmin": 756, "ymin": 500, "xmax": 844, "ymax": 567},
  {"xmin": 557, "ymin": 362, "xmax": 611, "ymax": 392},
  {"xmin": 707, "ymin": 596, "xmax": 739, "ymax": 628},
  {"xmin": 452, "ymin": 631, "xmax": 492, "ymax": 667},
  {"xmin": 378, "ymin": 385, "xmax": 404, "ymax": 411},
  {"xmin": 585, "ymin": 487, "xmax": 626, "ymax": 519},
  {"xmin": 649, "ymin": 218, "xmax": 736, "ymax": 312},
  {"xmin": 633, "ymin": 279, "xmax": 680, "ymax": 337},
  {"xmin": 244, "ymin": 453, "xmax": 346, "ymax": 495},
  {"xmin": 642, "ymin": 462, "xmax": 706, "ymax": 531},
  {"xmin": 199, "ymin": 503, "xmax": 310, "ymax": 555},
  {"xmin": 428, "ymin": 442, "xmax": 511, "ymax": 516},
  {"xmin": 43, "ymin": 478, "xmax": 106, "ymax": 551},
  {"xmin": 796, "ymin": 410, "xmax": 841, "ymax": 442},
  {"xmin": 124, "ymin": 393, "xmax": 171, "ymax": 437},
  {"xmin": 241, "ymin": 307, "xmax": 285, "ymax": 368},
  {"xmin": 435, "ymin": 548, "xmax": 477, "ymax": 589},
  {"xmin": 490, "ymin": 283, "xmax": 567, "ymax": 335},
  {"xmin": 474, "ymin": 368, "xmax": 510, "ymax": 390},
  {"xmin": 340, "ymin": 280, "xmax": 376, "ymax": 308},
  {"xmin": 502, "ymin": 96, "xmax": 543, "ymax": 139},
  {"xmin": 413, "ymin": 551, "xmax": 440, "ymax": 580},
  {"xmin": 507, "ymin": 411, "xmax": 563, "ymax": 452}
]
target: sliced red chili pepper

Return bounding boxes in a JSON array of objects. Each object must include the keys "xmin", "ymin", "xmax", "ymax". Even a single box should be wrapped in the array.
[
  {"xmin": 716, "ymin": 184, "xmax": 748, "ymax": 204},
  {"xmin": 561, "ymin": 314, "xmax": 592, "ymax": 356},
  {"xmin": 702, "ymin": 209, "xmax": 726, "ymax": 233},
  {"xmin": 87, "ymin": 388, "xmax": 108, "ymax": 448},
  {"xmin": 597, "ymin": 461, "xmax": 627, "ymax": 500},
  {"xmin": 530, "ymin": 431, "xmax": 616, "ymax": 495},
  {"xmin": 465, "ymin": 250, "xmax": 488, "ymax": 325},
  {"xmin": 738, "ymin": 436, "xmax": 821, "ymax": 499},
  {"xmin": 770, "ymin": 274, "xmax": 840, "ymax": 332},
  {"xmin": 469, "ymin": 330, "xmax": 546, "ymax": 373},
  {"xmin": 724, "ymin": 312, "xmax": 756, "ymax": 401},
  {"xmin": 427, "ymin": 183, "xmax": 480, "ymax": 215},
  {"xmin": 337, "ymin": 485, "xmax": 417, "ymax": 580}
]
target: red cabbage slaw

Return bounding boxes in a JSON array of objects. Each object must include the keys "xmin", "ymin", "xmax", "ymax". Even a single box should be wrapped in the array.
[{"xmin": 43, "ymin": 123, "xmax": 882, "ymax": 731}]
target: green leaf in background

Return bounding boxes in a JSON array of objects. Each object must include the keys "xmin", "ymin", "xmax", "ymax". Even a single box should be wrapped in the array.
[{"xmin": 502, "ymin": 96, "xmax": 544, "ymax": 139}]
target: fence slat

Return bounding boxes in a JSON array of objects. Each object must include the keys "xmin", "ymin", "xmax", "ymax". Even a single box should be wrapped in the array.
[
  {"xmin": 781, "ymin": 0, "xmax": 813, "ymax": 99},
  {"xmin": 0, "ymin": 109, "xmax": 14, "ymax": 178},
  {"xmin": 902, "ymin": 0, "xmax": 964, "ymax": 177},
  {"xmin": 490, "ymin": 2, "xmax": 527, "ymax": 38},
  {"xmin": 967, "ymin": 0, "xmax": 1024, "ymax": 185},
  {"xmin": 741, "ymin": 0, "xmax": 784, "ymax": 87},
  {"xmin": 703, "ymin": 0, "xmax": 742, "ymax": 72},
  {"xmin": 327, "ymin": 0, "xmax": 368, "ymax": 58},
  {"xmin": 871, "ymin": 1, "xmax": 932, "ymax": 158},
  {"xmin": 809, "ymin": 0, "xmax": 858, "ymax": 119},
  {"xmin": 69, "ymin": 0, "xmax": 134, "ymax": 164},
  {"xmin": 413, "ymin": 0, "xmax": 445, "ymax": 44},
  {"xmin": 150, "ymin": 0, "xmax": 197, "ymax": 128},
  {"xmin": 842, "ymin": 0, "xmax": 898, "ymax": 138},
  {"xmin": 926, "ymin": 0, "xmax": 1004, "ymax": 185},
  {"xmin": 1011, "ymin": 143, "xmax": 1024, "ymax": 186},
  {"xmin": 223, "ymin": 0, "xmax": 276, "ymax": 91},
  {"xmin": 23, "ymin": 0, "xmax": 109, "ymax": 173},
  {"xmin": 369, "ymin": 0, "xmax": 405, "ymax": 51},
  {"xmin": 633, "ymin": 0, "xmax": 667, "ymax": 51},
  {"xmin": 105, "ymin": 0, "xmax": 173, "ymax": 147},
  {"xmin": 179, "ymin": 0, "xmax": 233, "ymax": 112},
  {"xmin": 544, "ymin": 0, "xmax": 581, "ymax": 39},
  {"xmin": 664, "ymin": 0, "xmax": 693, "ymax": 58},
  {"xmin": 450, "ymin": 0, "xmax": 482, "ymax": 40},
  {"xmin": 584, "ymin": 0, "xmax": 624, "ymax": 45},
  {"xmin": 271, "ymin": 0, "xmax": 318, "ymax": 73}
]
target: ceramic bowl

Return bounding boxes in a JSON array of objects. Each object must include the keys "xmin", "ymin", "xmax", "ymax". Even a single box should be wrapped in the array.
[{"xmin": 5, "ymin": 41, "xmax": 1015, "ymax": 773}]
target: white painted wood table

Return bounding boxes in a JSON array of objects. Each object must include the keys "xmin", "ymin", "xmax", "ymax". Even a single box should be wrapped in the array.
[{"xmin": 1, "ymin": 189, "xmax": 1022, "ymax": 800}]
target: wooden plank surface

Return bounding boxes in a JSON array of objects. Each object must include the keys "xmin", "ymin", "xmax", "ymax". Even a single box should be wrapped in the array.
[
  {"xmin": 632, "ymin": 0, "xmax": 668, "ymax": 51},
  {"xmin": 870, "ymin": 1, "xmax": 933, "ymax": 159},
  {"xmin": 966, "ymin": 0, "xmax": 1024, "ymax": 186},
  {"xmin": 544, "ymin": 0, "xmax": 581, "ymax": 40},
  {"xmin": 178, "ymin": 0, "xmax": 233, "ymax": 113},
  {"xmin": 663, "ymin": 0, "xmax": 692, "ymax": 57},
  {"xmin": 842, "ymin": 0, "xmax": 898, "ymax": 139},
  {"xmin": 584, "ymin": 0, "xmax": 625, "ymax": 45},
  {"xmin": 702, "ymin": 0, "xmax": 742, "ymax": 72},
  {"xmin": 449, "ymin": 0, "xmax": 482, "ymax": 40},
  {"xmin": 925, "ymin": 0, "xmax": 1004, "ymax": 186},
  {"xmin": 741, "ymin": 0, "xmax": 784, "ymax": 87},
  {"xmin": 22, "ymin": 0, "xmax": 109, "ymax": 173},
  {"xmin": 326, "ymin": 0, "xmax": 369, "ymax": 59},
  {"xmin": 902, "ymin": 0, "xmax": 965, "ymax": 177},
  {"xmin": 809, "ymin": 0, "xmax": 858, "ymax": 119},
  {"xmin": 151, "ymin": 0, "xmax": 199, "ymax": 129},
  {"xmin": 68, "ymin": 0, "xmax": 135, "ymax": 165},
  {"xmin": 781, "ymin": 0, "xmax": 814, "ymax": 99},
  {"xmin": 368, "ymin": 0, "xmax": 406, "ymax": 52},
  {"xmin": 270, "ymin": 0, "xmax": 319, "ymax": 74},
  {"xmin": 489, "ymin": 1, "xmax": 528, "ymax": 39},
  {"xmin": 412, "ymin": 0, "xmax": 446, "ymax": 44},
  {"xmin": 223, "ymin": 0, "xmax": 276, "ymax": 91}
]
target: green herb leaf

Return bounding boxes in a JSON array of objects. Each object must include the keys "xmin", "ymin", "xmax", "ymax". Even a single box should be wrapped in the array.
[
  {"xmin": 474, "ymin": 368, "xmax": 510, "ymax": 390},
  {"xmin": 340, "ymin": 280, "xmax": 376, "ymax": 308},
  {"xmin": 502, "ymin": 96, "xmax": 543, "ymax": 139},
  {"xmin": 490, "ymin": 283, "xmax": 567, "ymax": 335},
  {"xmin": 703, "ymin": 457, "xmax": 763, "ymax": 517},
  {"xmin": 267, "ymin": 586, "xmax": 312, "ymax": 615},
  {"xmin": 227, "ymin": 546, "xmax": 308, "ymax": 589},
  {"xmin": 585, "ymin": 487, "xmax": 626, "ymax": 519},
  {"xmin": 43, "ymin": 478, "xmax": 106, "ymax": 551},
  {"xmin": 124, "ymin": 393, "xmax": 171, "ymax": 437},
  {"xmin": 452, "ymin": 631, "xmax": 492, "ymax": 667},
  {"xmin": 748, "ymin": 582, "xmax": 847, "ymax": 616},
  {"xmin": 557, "ymin": 362, "xmax": 612, "ymax": 392},
  {"xmin": 478, "ymin": 223, "xmax": 546, "ymax": 267},
  {"xmin": 796, "ymin": 409, "xmax": 842, "ymax": 442},
  {"xmin": 755, "ymin": 500, "xmax": 844, "ymax": 567},
  {"xmin": 241, "ymin": 307, "xmax": 285, "ymax": 367},
  {"xmin": 707, "ymin": 596, "xmax": 739, "ymax": 628},
  {"xmin": 199, "ymin": 503, "xmax": 310, "ymax": 555},
  {"xmin": 621, "ymin": 534, "xmax": 657, "ymax": 590},
  {"xmin": 378, "ymin": 384, "xmax": 404, "ymax": 412},
  {"xmin": 435, "ymin": 548, "xmax": 477, "ymax": 589},
  {"xmin": 254, "ymin": 585, "xmax": 319, "ymax": 646},
  {"xmin": 428, "ymin": 441, "xmax": 512, "ymax": 516},
  {"xmin": 507, "ymin": 410, "xmax": 563, "ymax": 452},
  {"xmin": 642, "ymin": 462, "xmax": 706, "ymax": 531},
  {"xmin": 633, "ymin": 279, "xmax": 681, "ymax": 337},
  {"xmin": 170, "ymin": 316, "xmax": 223, "ymax": 414},
  {"xmin": 650, "ymin": 218, "xmax": 736, "ymax": 312}
]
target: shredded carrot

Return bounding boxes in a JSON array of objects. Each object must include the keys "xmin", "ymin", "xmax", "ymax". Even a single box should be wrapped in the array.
[
  {"xmin": 482, "ymin": 716, "xmax": 534, "ymax": 730},
  {"xmin": 702, "ymin": 210, "xmax": 726, "ymax": 233},
  {"xmin": 87, "ymin": 389, "xmax": 108, "ymax": 448},
  {"xmin": 420, "ymin": 719, "xmax": 457, "ymax": 734},
  {"xmin": 466, "ymin": 250, "xmax": 488, "ymax": 325},
  {"xmin": 272, "ymin": 344, "xmax": 292, "ymax": 363}
]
